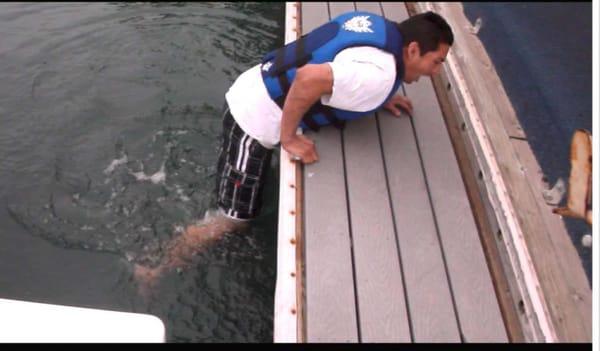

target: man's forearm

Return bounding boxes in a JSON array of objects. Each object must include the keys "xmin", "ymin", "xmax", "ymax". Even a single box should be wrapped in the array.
[
  {"xmin": 280, "ymin": 80, "xmax": 320, "ymax": 144},
  {"xmin": 280, "ymin": 64, "xmax": 333, "ymax": 144}
]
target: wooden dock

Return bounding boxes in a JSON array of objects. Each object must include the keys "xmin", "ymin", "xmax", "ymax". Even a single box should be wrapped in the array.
[
  {"xmin": 300, "ymin": 2, "xmax": 506, "ymax": 342},
  {"xmin": 273, "ymin": 1, "xmax": 591, "ymax": 343}
]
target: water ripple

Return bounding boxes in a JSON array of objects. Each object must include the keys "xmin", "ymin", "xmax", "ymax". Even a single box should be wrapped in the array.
[{"xmin": 0, "ymin": 2, "xmax": 283, "ymax": 342}]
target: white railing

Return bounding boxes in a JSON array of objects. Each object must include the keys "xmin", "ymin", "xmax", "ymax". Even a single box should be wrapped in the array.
[{"xmin": 273, "ymin": 1, "xmax": 301, "ymax": 343}]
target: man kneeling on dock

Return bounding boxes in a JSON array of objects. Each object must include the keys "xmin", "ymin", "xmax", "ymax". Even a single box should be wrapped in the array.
[{"xmin": 134, "ymin": 10, "xmax": 454, "ymax": 292}]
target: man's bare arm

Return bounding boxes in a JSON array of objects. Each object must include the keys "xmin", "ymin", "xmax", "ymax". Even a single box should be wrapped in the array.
[{"xmin": 280, "ymin": 63, "xmax": 334, "ymax": 164}]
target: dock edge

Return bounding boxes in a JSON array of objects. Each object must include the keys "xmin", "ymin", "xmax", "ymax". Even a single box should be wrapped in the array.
[
  {"xmin": 412, "ymin": 2, "xmax": 591, "ymax": 342},
  {"xmin": 273, "ymin": 1, "xmax": 303, "ymax": 343}
]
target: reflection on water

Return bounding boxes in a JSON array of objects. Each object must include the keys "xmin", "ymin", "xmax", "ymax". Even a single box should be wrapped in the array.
[{"xmin": 0, "ymin": 2, "xmax": 284, "ymax": 342}]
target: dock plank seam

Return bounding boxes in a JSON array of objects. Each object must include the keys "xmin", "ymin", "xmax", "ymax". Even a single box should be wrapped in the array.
[
  {"xmin": 374, "ymin": 113, "xmax": 415, "ymax": 342},
  {"xmin": 399, "ymin": 82, "xmax": 465, "ymax": 341},
  {"xmin": 298, "ymin": 1, "xmax": 506, "ymax": 341},
  {"xmin": 301, "ymin": 2, "xmax": 360, "ymax": 342},
  {"xmin": 330, "ymin": 2, "xmax": 363, "ymax": 341},
  {"xmin": 340, "ymin": 102, "xmax": 363, "ymax": 342}
]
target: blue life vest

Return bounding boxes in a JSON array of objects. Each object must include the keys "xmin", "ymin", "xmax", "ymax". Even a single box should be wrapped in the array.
[{"xmin": 260, "ymin": 11, "xmax": 405, "ymax": 131}]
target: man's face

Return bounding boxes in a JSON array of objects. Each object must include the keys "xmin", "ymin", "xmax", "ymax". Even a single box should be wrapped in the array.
[{"xmin": 403, "ymin": 42, "xmax": 450, "ymax": 83}]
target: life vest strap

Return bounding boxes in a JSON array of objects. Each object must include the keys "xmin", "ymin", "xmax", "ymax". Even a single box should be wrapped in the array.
[
  {"xmin": 301, "ymin": 104, "xmax": 321, "ymax": 132},
  {"xmin": 320, "ymin": 104, "xmax": 346, "ymax": 130},
  {"xmin": 270, "ymin": 36, "xmax": 312, "ymax": 77},
  {"xmin": 276, "ymin": 74, "xmax": 291, "ymax": 105},
  {"xmin": 301, "ymin": 103, "xmax": 345, "ymax": 132}
]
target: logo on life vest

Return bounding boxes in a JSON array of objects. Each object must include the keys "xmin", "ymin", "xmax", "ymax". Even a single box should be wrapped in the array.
[
  {"xmin": 342, "ymin": 15, "xmax": 374, "ymax": 33},
  {"xmin": 262, "ymin": 61, "xmax": 273, "ymax": 72}
]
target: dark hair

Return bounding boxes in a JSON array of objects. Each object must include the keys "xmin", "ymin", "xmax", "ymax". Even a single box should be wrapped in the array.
[{"xmin": 397, "ymin": 11, "xmax": 454, "ymax": 55}]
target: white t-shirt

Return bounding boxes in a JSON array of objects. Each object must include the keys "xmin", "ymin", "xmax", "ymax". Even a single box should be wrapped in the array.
[{"xmin": 224, "ymin": 46, "xmax": 397, "ymax": 149}]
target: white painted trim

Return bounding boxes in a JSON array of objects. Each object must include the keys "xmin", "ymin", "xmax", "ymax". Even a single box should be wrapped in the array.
[
  {"xmin": 273, "ymin": 1, "xmax": 300, "ymax": 343},
  {"xmin": 414, "ymin": 2, "xmax": 558, "ymax": 342},
  {"xmin": 0, "ymin": 298, "xmax": 165, "ymax": 342}
]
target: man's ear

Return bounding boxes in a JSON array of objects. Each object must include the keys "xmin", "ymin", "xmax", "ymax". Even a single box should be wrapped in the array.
[{"xmin": 407, "ymin": 41, "xmax": 421, "ymax": 60}]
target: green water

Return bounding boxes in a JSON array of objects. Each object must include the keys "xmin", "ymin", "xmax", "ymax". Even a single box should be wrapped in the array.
[{"xmin": 0, "ymin": 2, "xmax": 284, "ymax": 342}]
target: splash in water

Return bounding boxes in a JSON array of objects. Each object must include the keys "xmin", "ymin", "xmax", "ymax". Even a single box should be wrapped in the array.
[{"xmin": 8, "ymin": 104, "xmax": 225, "ymax": 268}]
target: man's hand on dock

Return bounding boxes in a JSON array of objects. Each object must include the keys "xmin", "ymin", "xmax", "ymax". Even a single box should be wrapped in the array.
[
  {"xmin": 383, "ymin": 94, "xmax": 413, "ymax": 116},
  {"xmin": 282, "ymin": 134, "xmax": 319, "ymax": 164}
]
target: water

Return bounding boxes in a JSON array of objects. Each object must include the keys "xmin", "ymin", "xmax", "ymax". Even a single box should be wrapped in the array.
[
  {"xmin": 463, "ymin": 3, "xmax": 592, "ymax": 284},
  {"xmin": 0, "ymin": 2, "xmax": 284, "ymax": 342}
]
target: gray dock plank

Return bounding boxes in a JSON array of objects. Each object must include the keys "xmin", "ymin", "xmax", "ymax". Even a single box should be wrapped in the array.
[
  {"xmin": 299, "ymin": 2, "xmax": 330, "ymax": 31},
  {"xmin": 328, "ymin": 2, "xmax": 356, "ymax": 15},
  {"xmin": 382, "ymin": 2, "xmax": 508, "ymax": 341},
  {"xmin": 330, "ymin": 1, "xmax": 411, "ymax": 342},
  {"xmin": 402, "ymin": 62, "xmax": 508, "ymax": 343},
  {"xmin": 303, "ymin": 128, "xmax": 358, "ymax": 342},
  {"xmin": 381, "ymin": 2, "xmax": 507, "ymax": 341},
  {"xmin": 378, "ymin": 108, "xmax": 461, "ymax": 342},
  {"xmin": 355, "ymin": 1, "xmax": 459, "ymax": 341},
  {"xmin": 354, "ymin": 1, "xmax": 382, "ymax": 14},
  {"xmin": 344, "ymin": 116, "xmax": 411, "ymax": 342},
  {"xmin": 300, "ymin": 1, "xmax": 508, "ymax": 342},
  {"xmin": 301, "ymin": 1, "xmax": 358, "ymax": 342}
]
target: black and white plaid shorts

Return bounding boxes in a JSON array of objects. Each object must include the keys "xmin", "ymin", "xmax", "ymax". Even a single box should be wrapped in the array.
[{"xmin": 216, "ymin": 104, "xmax": 273, "ymax": 221}]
